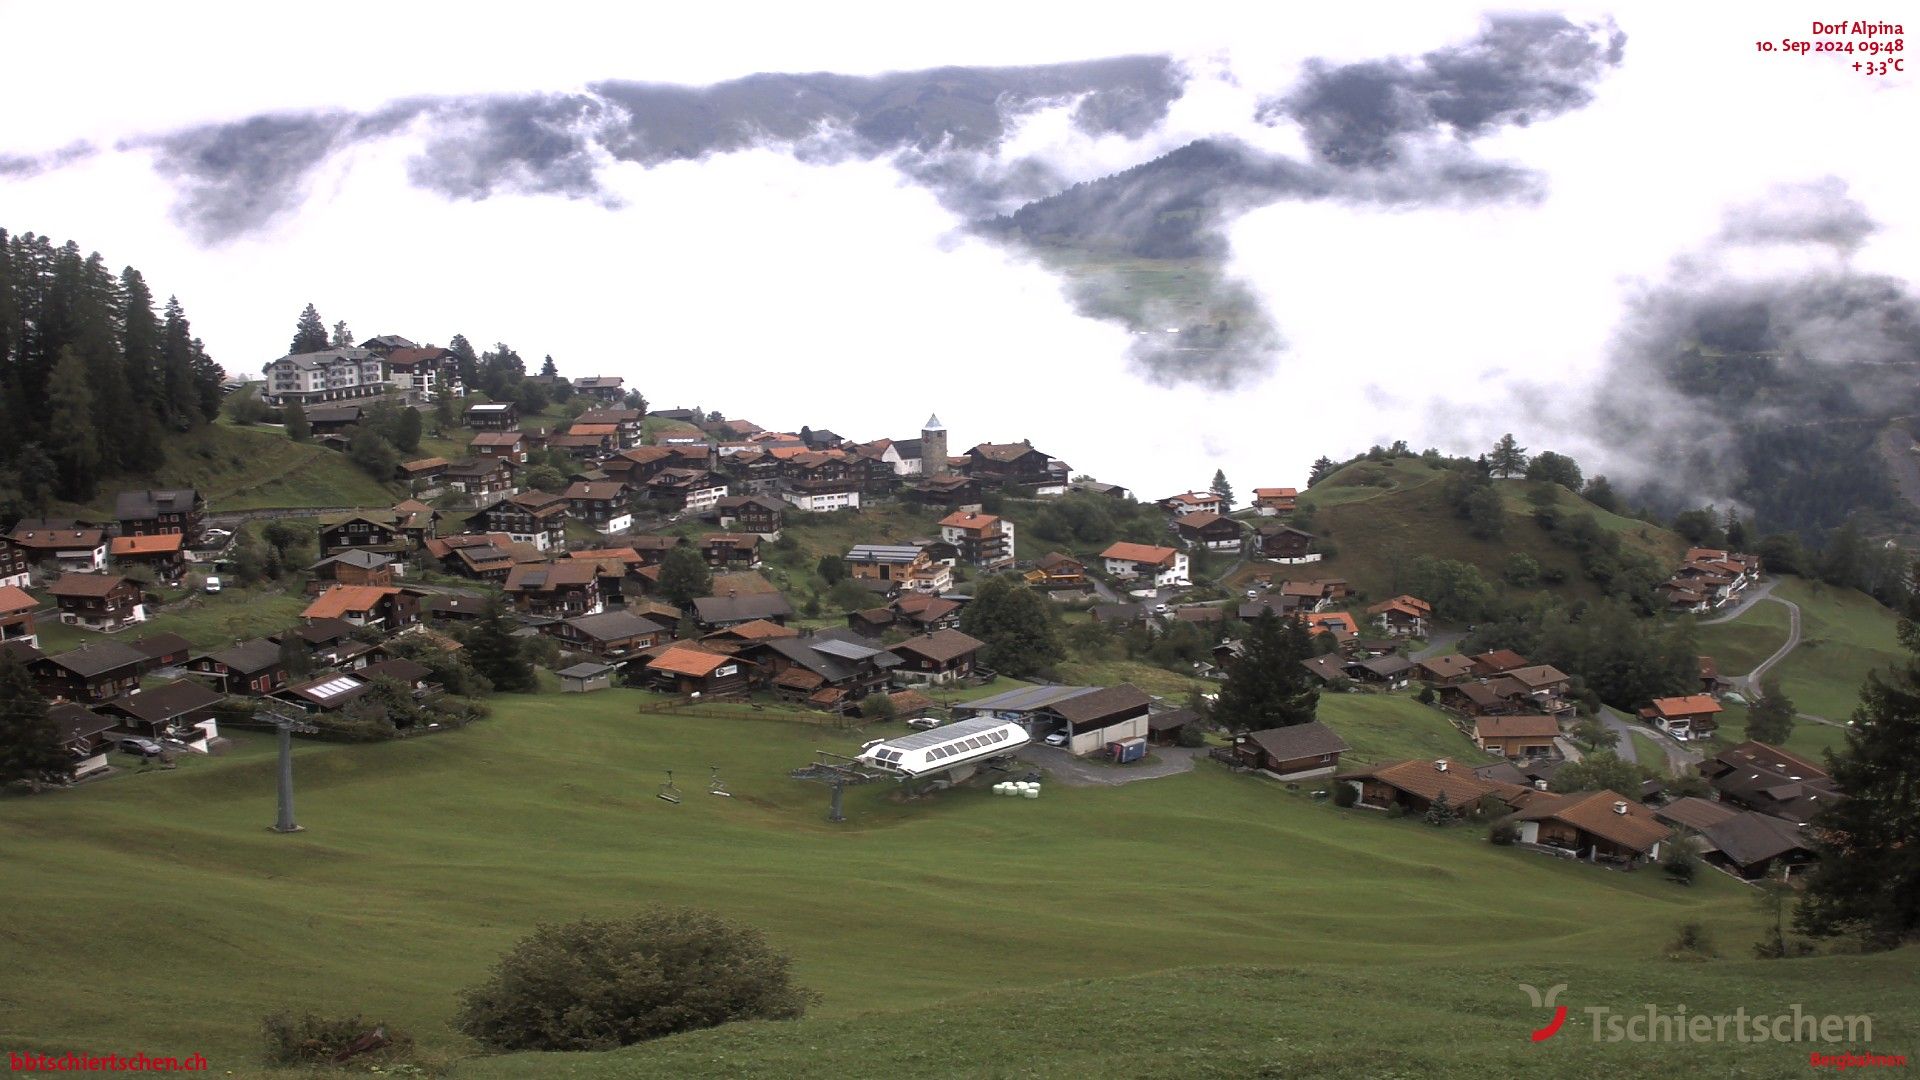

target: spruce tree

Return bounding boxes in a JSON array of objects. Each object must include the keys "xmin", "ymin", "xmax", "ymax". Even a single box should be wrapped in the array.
[
  {"xmin": 1489, "ymin": 433, "xmax": 1529, "ymax": 478},
  {"xmin": 1745, "ymin": 675, "xmax": 1796, "ymax": 745},
  {"xmin": 1210, "ymin": 469, "xmax": 1233, "ymax": 510},
  {"xmin": 290, "ymin": 303, "xmax": 329, "ymax": 354},
  {"xmin": 1795, "ymin": 578, "xmax": 1920, "ymax": 947},
  {"xmin": 464, "ymin": 595, "xmax": 537, "ymax": 692},
  {"xmin": 331, "ymin": 320, "xmax": 353, "ymax": 348},
  {"xmin": 448, "ymin": 334, "xmax": 480, "ymax": 389},
  {"xmin": 0, "ymin": 651, "xmax": 67, "ymax": 787},
  {"xmin": 1307, "ymin": 456, "xmax": 1337, "ymax": 486},
  {"xmin": 395, "ymin": 407, "xmax": 423, "ymax": 453},
  {"xmin": 46, "ymin": 347, "xmax": 101, "ymax": 500},
  {"xmin": 283, "ymin": 400, "xmax": 310, "ymax": 442},
  {"xmin": 1215, "ymin": 610, "xmax": 1319, "ymax": 731},
  {"xmin": 658, "ymin": 546, "xmax": 713, "ymax": 608},
  {"xmin": 159, "ymin": 296, "xmax": 205, "ymax": 425},
  {"xmin": 540, "ymin": 354, "xmax": 559, "ymax": 379}
]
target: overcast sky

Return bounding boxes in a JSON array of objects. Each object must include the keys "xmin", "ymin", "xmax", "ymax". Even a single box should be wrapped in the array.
[{"xmin": 1, "ymin": 0, "xmax": 1913, "ymax": 498}]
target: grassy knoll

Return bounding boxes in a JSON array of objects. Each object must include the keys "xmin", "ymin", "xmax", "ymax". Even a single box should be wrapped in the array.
[
  {"xmin": 1696, "ymin": 599, "xmax": 1794, "ymax": 679},
  {"xmin": 1770, "ymin": 578, "xmax": 1904, "ymax": 721},
  {"xmin": 67, "ymin": 420, "xmax": 397, "ymax": 515},
  {"xmin": 31, "ymin": 584, "xmax": 312, "ymax": 654},
  {"xmin": 1054, "ymin": 657, "xmax": 1212, "ymax": 701},
  {"xmin": 1314, "ymin": 693, "xmax": 1489, "ymax": 767},
  {"xmin": 11, "ymin": 687, "xmax": 1902, "ymax": 1075},
  {"xmin": 1707, "ymin": 702, "xmax": 1852, "ymax": 763},
  {"xmin": 1629, "ymin": 732, "xmax": 1673, "ymax": 776}
]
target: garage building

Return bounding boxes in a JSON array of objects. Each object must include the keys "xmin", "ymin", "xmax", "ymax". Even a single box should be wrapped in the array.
[{"xmin": 952, "ymin": 682, "xmax": 1151, "ymax": 756}]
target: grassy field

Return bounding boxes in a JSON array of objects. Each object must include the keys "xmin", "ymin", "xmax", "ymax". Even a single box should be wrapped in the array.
[
  {"xmin": 13, "ymin": 687, "xmax": 1913, "ymax": 1076},
  {"xmin": 1696, "ymin": 599, "xmax": 1794, "ymax": 679},
  {"xmin": 1707, "ymin": 702, "xmax": 1852, "ymax": 763},
  {"xmin": 1770, "ymin": 578, "xmax": 1904, "ymax": 721},
  {"xmin": 1054, "ymin": 657, "xmax": 1213, "ymax": 701},
  {"xmin": 1313, "ymin": 693, "xmax": 1489, "ymax": 767},
  {"xmin": 31, "ymin": 584, "xmax": 313, "ymax": 655},
  {"xmin": 68, "ymin": 420, "xmax": 397, "ymax": 516}
]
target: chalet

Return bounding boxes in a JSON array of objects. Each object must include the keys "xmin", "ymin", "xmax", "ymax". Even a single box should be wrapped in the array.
[
  {"xmin": 1069, "ymin": 480, "xmax": 1131, "ymax": 500},
  {"xmin": 1653, "ymin": 798, "xmax": 1816, "ymax": 880},
  {"xmin": 549, "ymin": 426, "xmax": 619, "ymax": 460},
  {"xmin": 901, "ymin": 473, "xmax": 983, "ymax": 511},
  {"xmin": 1173, "ymin": 511, "xmax": 1244, "ymax": 552},
  {"xmin": 1475, "ymin": 714, "xmax": 1561, "ymax": 759},
  {"xmin": 1303, "ymin": 611, "xmax": 1359, "ymax": 643},
  {"xmin": 114, "ymin": 488, "xmax": 207, "ymax": 545},
  {"xmin": 506, "ymin": 561, "xmax": 603, "ymax": 618},
  {"xmin": 1232, "ymin": 721, "xmax": 1349, "ymax": 778},
  {"xmin": 847, "ymin": 593, "xmax": 964, "ymax": 637},
  {"xmin": 1089, "ymin": 603, "xmax": 1146, "ymax": 626},
  {"xmin": 441, "ymin": 457, "xmax": 516, "ymax": 502},
  {"xmin": 1501, "ymin": 790, "xmax": 1670, "ymax": 866},
  {"xmin": 780, "ymin": 452, "xmax": 861, "ymax": 513},
  {"xmin": 1352, "ymin": 654, "xmax": 1414, "ymax": 689},
  {"xmin": 648, "ymin": 469, "xmax": 728, "ymax": 513},
  {"xmin": 30, "ymin": 642, "xmax": 147, "ymax": 703},
  {"xmin": 1275, "ymin": 580, "xmax": 1335, "ymax": 611},
  {"xmin": 713, "ymin": 494, "xmax": 784, "ymax": 537},
  {"xmin": 551, "ymin": 610, "xmax": 667, "ymax": 658},
  {"xmin": 469, "ymin": 490, "xmax": 569, "ymax": 551},
  {"xmin": 1700, "ymin": 741, "xmax": 1842, "ymax": 826},
  {"xmin": 1251, "ymin": 487, "xmax": 1298, "ymax": 516},
  {"xmin": 604, "ymin": 446, "xmax": 677, "ymax": 487},
  {"xmin": 306, "ymin": 550, "xmax": 397, "ymax": 592},
  {"xmin": 303, "ymin": 404, "xmax": 365, "ymax": 436},
  {"xmin": 564, "ymin": 547, "xmax": 651, "ymax": 608},
  {"xmin": 466, "ymin": 431, "xmax": 528, "ymax": 466},
  {"xmin": 50, "ymin": 703, "xmax": 115, "ymax": 781},
  {"xmin": 1160, "ymin": 490, "xmax": 1225, "ymax": 516},
  {"xmin": 846, "ymin": 544, "xmax": 952, "ymax": 594},
  {"xmin": 0, "ymin": 535, "xmax": 27, "ymax": 587},
  {"xmin": 98, "ymin": 679, "xmax": 223, "ymax": 741},
  {"xmin": 642, "ymin": 644, "xmax": 751, "ymax": 696},
  {"xmin": 696, "ymin": 533, "xmax": 759, "ymax": 569},
  {"xmin": 0, "ymin": 585, "xmax": 40, "ymax": 647},
  {"xmin": 1255, "ymin": 524, "xmax": 1315, "ymax": 561},
  {"xmin": 318, "ymin": 512, "xmax": 405, "ymax": 556},
  {"xmin": 425, "ymin": 594, "xmax": 491, "ymax": 623},
  {"xmin": 1299, "ymin": 652, "xmax": 1351, "ymax": 685},
  {"xmin": 1023, "ymin": 552, "xmax": 1088, "ymax": 590},
  {"xmin": 574, "ymin": 408, "xmax": 643, "ymax": 449},
  {"xmin": 423, "ymin": 534, "xmax": 522, "ymax": 583},
  {"xmin": 965, "ymin": 441, "xmax": 1056, "ymax": 491},
  {"xmin": 6, "ymin": 527, "xmax": 108, "ymax": 573},
  {"xmin": 397, "ymin": 457, "xmax": 450, "ymax": 493},
  {"xmin": 1439, "ymin": 680, "xmax": 1513, "ymax": 717},
  {"xmin": 272, "ymin": 671, "xmax": 378, "ymax": 714},
  {"xmin": 129, "ymin": 631, "xmax": 192, "ymax": 671},
  {"xmin": 751, "ymin": 632, "xmax": 899, "ymax": 709},
  {"xmin": 465, "ymin": 401, "xmax": 520, "ymax": 430},
  {"xmin": 47, "ymin": 574, "xmax": 146, "ymax": 632},
  {"xmin": 887, "ymin": 628, "xmax": 984, "ymax": 685},
  {"xmin": 261, "ymin": 348, "xmax": 387, "ymax": 406},
  {"xmin": 359, "ymin": 334, "xmax": 418, "ymax": 354},
  {"xmin": 301, "ymin": 585, "xmax": 424, "ymax": 631},
  {"xmin": 391, "ymin": 500, "xmax": 440, "ymax": 547},
  {"xmin": 1504, "ymin": 665, "xmax": 1575, "ymax": 716},
  {"xmin": 1468, "ymin": 650, "xmax": 1530, "ymax": 677},
  {"xmin": 691, "ymin": 591, "xmax": 794, "ymax": 629},
  {"xmin": 1100, "ymin": 542, "xmax": 1189, "ymax": 587},
  {"xmin": 1698, "ymin": 656, "xmax": 1727, "ymax": 697},
  {"xmin": 188, "ymin": 637, "xmax": 291, "ymax": 695},
  {"xmin": 382, "ymin": 345, "xmax": 460, "ymax": 400},
  {"xmin": 1366, "ymin": 595, "xmax": 1432, "ymax": 637},
  {"xmin": 1638, "ymin": 695, "xmax": 1723, "ymax": 740},
  {"xmin": 563, "ymin": 481, "xmax": 634, "ymax": 534},
  {"xmin": 573, "ymin": 375, "xmax": 626, "ymax": 401},
  {"xmin": 1334, "ymin": 758, "xmax": 1536, "ymax": 816},
  {"xmin": 1416, "ymin": 654, "xmax": 1479, "ymax": 685},
  {"xmin": 1660, "ymin": 580, "xmax": 1712, "ymax": 614},
  {"xmin": 104, "ymin": 535, "xmax": 186, "ymax": 581}
]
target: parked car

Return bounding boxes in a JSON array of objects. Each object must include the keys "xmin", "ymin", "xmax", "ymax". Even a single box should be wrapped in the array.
[
  {"xmin": 1246, "ymin": 590, "xmax": 1258, "ymax": 598},
  {"xmin": 116, "ymin": 736, "xmax": 165, "ymax": 757},
  {"xmin": 204, "ymin": 576, "xmax": 222, "ymax": 594},
  {"xmin": 907, "ymin": 717, "xmax": 943, "ymax": 731},
  {"xmin": 1044, "ymin": 732, "xmax": 1069, "ymax": 747},
  {"xmin": 1153, "ymin": 603, "xmax": 1170, "ymax": 614}
]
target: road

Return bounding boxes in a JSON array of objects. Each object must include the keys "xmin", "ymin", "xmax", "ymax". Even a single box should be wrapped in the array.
[
  {"xmin": 1706, "ymin": 585, "xmax": 1843, "ymax": 728},
  {"xmin": 1596, "ymin": 706, "xmax": 1702, "ymax": 777},
  {"xmin": 1697, "ymin": 578, "xmax": 1779, "ymax": 625},
  {"xmin": 1411, "ymin": 631, "xmax": 1464, "ymax": 662}
]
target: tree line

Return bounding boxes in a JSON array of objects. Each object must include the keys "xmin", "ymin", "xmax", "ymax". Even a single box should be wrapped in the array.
[{"xmin": 0, "ymin": 228, "xmax": 225, "ymax": 509}]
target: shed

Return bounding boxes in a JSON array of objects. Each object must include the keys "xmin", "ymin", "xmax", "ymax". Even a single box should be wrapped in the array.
[{"xmin": 557, "ymin": 662, "xmax": 616, "ymax": 693}]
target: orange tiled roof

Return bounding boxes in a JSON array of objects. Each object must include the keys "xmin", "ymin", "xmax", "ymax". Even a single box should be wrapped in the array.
[
  {"xmin": 303, "ymin": 585, "xmax": 401, "ymax": 620},
  {"xmin": 0, "ymin": 584, "xmax": 36, "ymax": 615},
  {"xmin": 647, "ymin": 645, "xmax": 734, "ymax": 678},
  {"xmin": 1647, "ymin": 694, "xmax": 1723, "ymax": 718},
  {"xmin": 109, "ymin": 534, "xmax": 185, "ymax": 555},
  {"xmin": 1101, "ymin": 542, "xmax": 1177, "ymax": 565}
]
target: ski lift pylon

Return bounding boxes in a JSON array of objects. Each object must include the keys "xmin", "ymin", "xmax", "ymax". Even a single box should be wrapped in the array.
[{"xmin": 658, "ymin": 770, "xmax": 682, "ymax": 804}]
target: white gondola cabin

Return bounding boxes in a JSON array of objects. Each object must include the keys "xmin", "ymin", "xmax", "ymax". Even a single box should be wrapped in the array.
[{"xmin": 856, "ymin": 717, "xmax": 1029, "ymax": 778}]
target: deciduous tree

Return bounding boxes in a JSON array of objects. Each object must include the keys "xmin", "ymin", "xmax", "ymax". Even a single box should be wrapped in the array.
[{"xmin": 657, "ymin": 546, "xmax": 713, "ymax": 608}]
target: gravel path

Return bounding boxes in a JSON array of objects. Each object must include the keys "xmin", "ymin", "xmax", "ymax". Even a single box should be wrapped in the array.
[{"xmin": 1019, "ymin": 744, "xmax": 1205, "ymax": 787}]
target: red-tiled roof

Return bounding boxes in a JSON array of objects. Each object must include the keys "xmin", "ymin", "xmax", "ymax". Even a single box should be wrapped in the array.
[
  {"xmin": 1101, "ymin": 542, "xmax": 1177, "ymax": 565},
  {"xmin": 302, "ymin": 585, "xmax": 401, "ymax": 619},
  {"xmin": 109, "ymin": 534, "xmax": 185, "ymax": 555}
]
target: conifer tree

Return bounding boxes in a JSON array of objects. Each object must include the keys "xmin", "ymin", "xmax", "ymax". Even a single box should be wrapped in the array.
[
  {"xmin": 1489, "ymin": 433, "xmax": 1529, "ymax": 478},
  {"xmin": 464, "ymin": 595, "xmax": 537, "ymax": 692},
  {"xmin": 284, "ymin": 400, "xmax": 310, "ymax": 442},
  {"xmin": 331, "ymin": 320, "xmax": 353, "ymax": 348},
  {"xmin": 289, "ymin": 303, "xmax": 328, "ymax": 354},
  {"xmin": 1214, "ymin": 610, "xmax": 1319, "ymax": 731},
  {"xmin": 658, "ymin": 546, "xmax": 713, "ymax": 608},
  {"xmin": 46, "ymin": 347, "xmax": 101, "ymax": 499},
  {"xmin": 540, "ymin": 354, "xmax": 559, "ymax": 379},
  {"xmin": 1210, "ymin": 469, "xmax": 1233, "ymax": 510},
  {"xmin": 0, "ymin": 651, "xmax": 66, "ymax": 787},
  {"xmin": 1308, "ymin": 456, "xmax": 1337, "ymax": 486}
]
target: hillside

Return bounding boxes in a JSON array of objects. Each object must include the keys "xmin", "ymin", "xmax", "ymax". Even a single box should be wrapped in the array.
[
  {"xmin": 67, "ymin": 417, "xmax": 397, "ymax": 516},
  {"xmin": 1229, "ymin": 458, "xmax": 1688, "ymax": 606},
  {"xmin": 10, "ymin": 691, "xmax": 1891, "ymax": 1074}
]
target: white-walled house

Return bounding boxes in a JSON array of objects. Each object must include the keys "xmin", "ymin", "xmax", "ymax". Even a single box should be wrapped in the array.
[{"xmin": 1099, "ymin": 542, "xmax": 1190, "ymax": 588}]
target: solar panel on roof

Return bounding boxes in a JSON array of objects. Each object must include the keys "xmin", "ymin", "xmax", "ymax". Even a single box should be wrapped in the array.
[
  {"xmin": 306, "ymin": 677, "xmax": 362, "ymax": 700},
  {"xmin": 520, "ymin": 571, "xmax": 548, "ymax": 587}
]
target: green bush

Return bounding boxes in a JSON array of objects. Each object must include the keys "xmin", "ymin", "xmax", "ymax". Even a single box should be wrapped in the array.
[
  {"xmin": 456, "ymin": 908, "xmax": 815, "ymax": 1051},
  {"xmin": 1175, "ymin": 723, "xmax": 1208, "ymax": 749},
  {"xmin": 1331, "ymin": 782, "xmax": 1357, "ymax": 808},
  {"xmin": 1489, "ymin": 821, "xmax": 1519, "ymax": 845},
  {"xmin": 261, "ymin": 1010, "xmax": 414, "ymax": 1066}
]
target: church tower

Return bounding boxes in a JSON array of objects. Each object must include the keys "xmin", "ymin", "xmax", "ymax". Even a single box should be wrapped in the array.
[{"xmin": 922, "ymin": 414, "xmax": 948, "ymax": 477}]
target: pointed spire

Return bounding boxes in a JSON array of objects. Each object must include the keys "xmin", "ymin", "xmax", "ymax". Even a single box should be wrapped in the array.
[{"xmin": 924, "ymin": 414, "xmax": 945, "ymax": 432}]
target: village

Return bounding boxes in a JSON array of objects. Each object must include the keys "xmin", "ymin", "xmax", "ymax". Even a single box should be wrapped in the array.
[{"xmin": 0, "ymin": 332, "xmax": 1837, "ymax": 892}]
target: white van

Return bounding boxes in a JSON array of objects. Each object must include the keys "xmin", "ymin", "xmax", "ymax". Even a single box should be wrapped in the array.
[{"xmin": 204, "ymin": 576, "xmax": 222, "ymax": 594}]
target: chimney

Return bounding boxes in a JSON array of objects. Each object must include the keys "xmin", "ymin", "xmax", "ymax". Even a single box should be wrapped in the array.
[
  {"xmin": 1433, "ymin": 759, "xmax": 1449, "ymax": 772},
  {"xmin": 1612, "ymin": 800, "xmax": 1629, "ymax": 815}
]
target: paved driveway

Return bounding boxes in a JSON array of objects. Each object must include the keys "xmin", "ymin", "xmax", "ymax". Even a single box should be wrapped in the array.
[
  {"xmin": 1019, "ymin": 744, "xmax": 1204, "ymax": 787},
  {"xmin": 1597, "ymin": 706, "xmax": 1702, "ymax": 776}
]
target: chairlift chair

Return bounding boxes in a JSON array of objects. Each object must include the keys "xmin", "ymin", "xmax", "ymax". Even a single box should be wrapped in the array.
[
  {"xmin": 658, "ymin": 770, "xmax": 683, "ymax": 804},
  {"xmin": 708, "ymin": 765, "xmax": 732, "ymax": 798}
]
